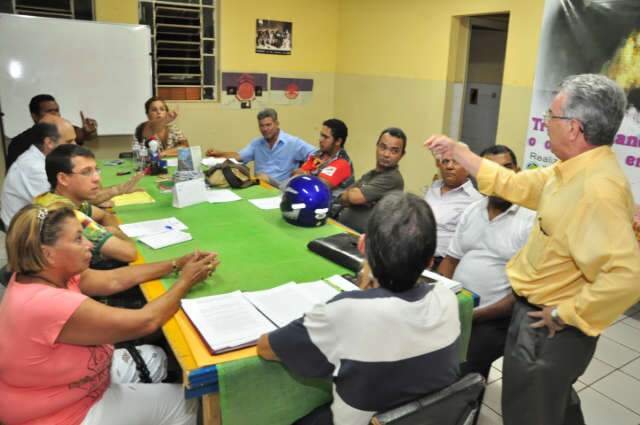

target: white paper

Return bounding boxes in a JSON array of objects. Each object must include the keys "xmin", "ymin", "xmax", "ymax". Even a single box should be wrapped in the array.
[
  {"xmin": 248, "ymin": 196, "xmax": 282, "ymax": 210},
  {"xmin": 139, "ymin": 230, "xmax": 192, "ymax": 249},
  {"xmin": 181, "ymin": 291, "xmax": 277, "ymax": 353},
  {"xmin": 173, "ymin": 178, "xmax": 208, "ymax": 208},
  {"xmin": 244, "ymin": 282, "xmax": 318, "ymax": 327},
  {"xmin": 119, "ymin": 217, "xmax": 188, "ymax": 238},
  {"xmin": 201, "ymin": 157, "xmax": 242, "ymax": 167},
  {"xmin": 421, "ymin": 269, "xmax": 463, "ymax": 293},
  {"xmin": 298, "ymin": 280, "xmax": 340, "ymax": 304},
  {"xmin": 326, "ymin": 274, "xmax": 361, "ymax": 292},
  {"xmin": 166, "ymin": 158, "xmax": 178, "ymax": 167},
  {"xmin": 206, "ymin": 189, "xmax": 242, "ymax": 203}
]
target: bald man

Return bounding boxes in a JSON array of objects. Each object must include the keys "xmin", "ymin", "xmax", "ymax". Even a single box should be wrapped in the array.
[
  {"xmin": 6, "ymin": 94, "xmax": 98, "ymax": 171},
  {"xmin": 1, "ymin": 115, "xmax": 76, "ymax": 228}
]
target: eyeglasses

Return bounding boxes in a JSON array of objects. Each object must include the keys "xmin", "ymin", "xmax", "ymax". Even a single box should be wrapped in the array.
[
  {"xmin": 68, "ymin": 167, "xmax": 101, "ymax": 177},
  {"xmin": 543, "ymin": 111, "xmax": 585, "ymax": 133}
]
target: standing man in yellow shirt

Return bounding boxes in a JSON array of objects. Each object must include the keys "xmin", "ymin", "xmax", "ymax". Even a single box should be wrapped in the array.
[{"xmin": 425, "ymin": 74, "xmax": 640, "ymax": 425}]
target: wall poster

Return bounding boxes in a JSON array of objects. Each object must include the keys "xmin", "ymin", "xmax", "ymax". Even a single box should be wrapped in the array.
[
  {"xmin": 256, "ymin": 19, "xmax": 292, "ymax": 55},
  {"xmin": 524, "ymin": 0, "xmax": 640, "ymax": 211}
]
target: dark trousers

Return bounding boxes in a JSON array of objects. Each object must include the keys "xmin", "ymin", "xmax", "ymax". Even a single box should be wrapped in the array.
[
  {"xmin": 462, "ymin": 316, "xmax": 511, "ymax": 379},
  {"xmin": 502, "ymin": 297, "xmax": 598, "ymax": 425}
]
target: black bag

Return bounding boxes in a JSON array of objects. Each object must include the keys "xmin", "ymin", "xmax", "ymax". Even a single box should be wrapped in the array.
[
  {"xmin": 307, "ymin": 232, "xmax": 363, "ymax": 272},
  {"xmin": 205, "ymin": 160, "xmax": 257, "ymax": 189}
]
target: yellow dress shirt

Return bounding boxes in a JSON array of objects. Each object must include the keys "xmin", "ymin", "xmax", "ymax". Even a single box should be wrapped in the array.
[{"xmin": 477, "ymin": 146, "xmax": 640, "ymax": 336}]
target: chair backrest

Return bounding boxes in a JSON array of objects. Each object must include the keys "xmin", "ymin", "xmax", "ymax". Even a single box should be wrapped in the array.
[{"xmin": 373, "ymin": 373, "xmax": 486, "ymax": 425}]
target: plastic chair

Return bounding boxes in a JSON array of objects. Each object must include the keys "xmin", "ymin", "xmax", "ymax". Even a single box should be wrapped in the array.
[{"xmin": 373, "ymin": 373, "xmax": 486, "ymax": 425}]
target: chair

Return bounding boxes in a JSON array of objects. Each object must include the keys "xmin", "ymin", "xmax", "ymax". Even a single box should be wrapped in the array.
[{"xmin": 373, "ymin": 373, "xmax": 486, "ymax": 425}]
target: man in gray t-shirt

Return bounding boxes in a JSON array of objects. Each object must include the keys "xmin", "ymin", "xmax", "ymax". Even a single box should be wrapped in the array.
[{"xmin": 337, "ymin": 127, "xmax": 406, "ymax": 232}]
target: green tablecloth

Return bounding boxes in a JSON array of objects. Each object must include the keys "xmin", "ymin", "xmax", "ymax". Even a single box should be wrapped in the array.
[{"xmin": 101, "ymin": 162, "xmax": 473, "ymax": 425}]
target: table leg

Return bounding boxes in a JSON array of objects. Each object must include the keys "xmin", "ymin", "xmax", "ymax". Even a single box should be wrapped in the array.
[{"xmin": 202, "ymin": 393, "xmax": 222, "ymax": 425}]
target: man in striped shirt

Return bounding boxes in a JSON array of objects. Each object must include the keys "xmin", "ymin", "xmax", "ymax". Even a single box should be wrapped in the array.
[{"xmin": 258, "ymin": 192, "xmax": 460, "ymax": 425}]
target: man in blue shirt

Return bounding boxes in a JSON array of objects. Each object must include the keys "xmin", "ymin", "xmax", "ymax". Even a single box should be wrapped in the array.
[{"xmin": 206, "ymin": 108, "xmax": 316, "ymax": 184}]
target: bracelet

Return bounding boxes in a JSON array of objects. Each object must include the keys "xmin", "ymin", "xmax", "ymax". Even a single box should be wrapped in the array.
[{"xmin": 172, "ymin": 259, "xmax": 179, "ymax": 274}]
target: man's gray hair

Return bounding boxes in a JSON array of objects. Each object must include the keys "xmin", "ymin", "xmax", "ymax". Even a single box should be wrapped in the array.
[
  {"xmin": 560, "ymin": 74, "xmax": 627, "ymax": 146},
  {"xmin": 257, "ymin": 108, "xmax": 278, "ymax": 121}
]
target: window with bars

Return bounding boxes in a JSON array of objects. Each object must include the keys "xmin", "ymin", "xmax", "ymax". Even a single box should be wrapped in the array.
[
  {"xmin": 0, "ymin": 0, "xmax": 94, "ymax": 20},
  {"xmin": 139, "ymin": 0, "xmax": 216, "ymax": 101}
]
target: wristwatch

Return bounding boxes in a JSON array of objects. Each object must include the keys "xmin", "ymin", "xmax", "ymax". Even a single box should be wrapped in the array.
[{"xmin": 550, "ymin": 307, "xmax": 562, "ymax": 325}]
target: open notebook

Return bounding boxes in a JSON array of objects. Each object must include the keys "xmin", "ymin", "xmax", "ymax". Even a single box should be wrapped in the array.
[{"xmin": 181, "ymin": 278, "xmax": 351, "ymax": 354}]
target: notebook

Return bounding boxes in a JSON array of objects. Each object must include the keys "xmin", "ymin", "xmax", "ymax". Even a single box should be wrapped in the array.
[{"xmin": 181, "ymin": 280, "xmax": 340, "ymax": 354}]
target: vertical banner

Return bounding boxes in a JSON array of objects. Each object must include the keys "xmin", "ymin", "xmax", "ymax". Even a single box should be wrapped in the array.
[
  {"xmin": 220, "ymin": 72, "xmax": 269, "ymax": 109},
  {"xmin": 524, "ymin": 0, "xmax": 640, "ymax": 206},
  {"xmin": 270, "ymin": 77, "xmax": 314, "ymax": 105}
]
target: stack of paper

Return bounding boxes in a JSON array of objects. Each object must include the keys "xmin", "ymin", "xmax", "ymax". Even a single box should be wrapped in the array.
[
  {"xmin": 120, "ymin": 217, "xmax": 192, "ymax": 249},
  {"xmin": 326, "ymin": 274, "xmax": 361, "ymax": 292},
  {"xmin": 421, "ymin": 269, "xmax": 463, "ymax": 293},
  {"xmin": 120, "ymin": 217, "xmax": 188, "ymax": 238},
  {"xmin": 139, "ymin": 230, "xmax": 192, "ymax": 249},
  {"xmin": 181, "ymin": 291, "xmax": 277, "ymax": 354},
  {"xmin": 206, "ymin": 189, "xmax": 242, "ymax": 204},
  {"xmin": 112, "ymin": 191, "xmax": 155, "ymax": 207},
  {"xmin": 248, "ymin": 196, "xmax": 282, "ymax": 210},
  {"xmin": 181, "ymin": 279, "xmax": 341, "ymax": 353}
]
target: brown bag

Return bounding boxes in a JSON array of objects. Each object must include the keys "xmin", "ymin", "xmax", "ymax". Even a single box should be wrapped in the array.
[{"xmin": 205, "ymin": 160, "xmax": 257, "ymax": 189}]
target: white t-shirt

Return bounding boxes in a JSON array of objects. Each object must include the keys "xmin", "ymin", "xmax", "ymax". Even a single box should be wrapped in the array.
[
  {"xmin": 425, "ymin": 179, "xmax": 483, "ymax": 257},
  {"xmin": 1, "ymin": 144, "xmax": 50, "ymax": 228},
  {"xmin": 447, "ymin": 198, "xmax": 535, "ymax": 308}
]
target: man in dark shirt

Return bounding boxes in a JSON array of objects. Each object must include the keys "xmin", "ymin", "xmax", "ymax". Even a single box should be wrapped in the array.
[
  {"xmin": 6, "ymin": 94, "xmax": 98, "ymax": 171},
  {"xmin": 257, "ymin": 192, "xmax": 460, "ymax": 425},
  {"xmin": 337, "ymin": 127, "xmax": 406, "ymax": 232}
]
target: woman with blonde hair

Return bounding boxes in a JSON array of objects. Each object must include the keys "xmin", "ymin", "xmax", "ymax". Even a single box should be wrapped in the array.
[
  {"xmin": 0, "ymin": 204, "xmax": 218, "ymax": 425},
  {"xmin": 135, "ymin": 96, "xmax": 189, "ymax": 157}
]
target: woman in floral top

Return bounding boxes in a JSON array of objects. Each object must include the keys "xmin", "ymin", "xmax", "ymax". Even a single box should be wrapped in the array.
[{"xmin": 134, "ymin": 96, "xmax": 189, "ymax": 157}]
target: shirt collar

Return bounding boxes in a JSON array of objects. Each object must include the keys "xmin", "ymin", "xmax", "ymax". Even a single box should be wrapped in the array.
[
  {"xmin": 28, "ymin": 143, "xmax": 46, "ymax": 160},
  {"xmin": 261, "ymin": 130, "xmax": 286, "ymax": 147},
  {"xmin": 433, "ymin": 178, "xmax": 475, "ymax": 195},
  {"xmin": 553, "ymin": 145, "xmax": 612, "ymax": 184}
]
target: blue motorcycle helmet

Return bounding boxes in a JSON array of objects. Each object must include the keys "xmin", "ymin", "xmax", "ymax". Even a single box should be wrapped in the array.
[{"xmin": 281, "ymin": 175, "xmax": 332, "ymax": 227}]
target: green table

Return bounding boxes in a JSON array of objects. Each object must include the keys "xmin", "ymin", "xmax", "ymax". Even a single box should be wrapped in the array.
[{"xmin": 100, "ymin": 161, "xmax": 473, "ymax": 425}]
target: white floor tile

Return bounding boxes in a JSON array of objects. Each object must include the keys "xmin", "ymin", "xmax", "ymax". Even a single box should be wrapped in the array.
[
  {"xmin": 573, "ymin": 380, "xmax": 586, "ymax": 392},
  {"xmin": 593, "ymin": 336, "xmax": 640, "ymax": 368},
  {"xmin": 623, "ymin": 312, "xmax": 640, "ymax": 331},
  {"xmin": 488, "ymin": 367, "xmax": 502, "ymax": 384},
  {"xmin": 622, "ymin": 357, "xmax": 640, "ymax": 381},
  {"xmin": 592, "ymin": 371, "xmax": 640, "ymax": 415},
  {"xmin": 483, "ymin": 379, "xmax": 502, "ymax": 415},
  {"xmin": 603, "ymin": 322, "xmax": 640, "ymax": 352},
  {"xmin": 578, "ymin": 358, "xmax": 615, "ymax": 385},
  {"xmin": 477, "ymin": 404, "xmax": 503, "ymax": 425},
  {"xmin": 491, "ymin": 356, "xmax": 503, "ymax": 372},
  {"xmin": 580, "ymin": 388, "xmax": 640, "ymax": 425}
]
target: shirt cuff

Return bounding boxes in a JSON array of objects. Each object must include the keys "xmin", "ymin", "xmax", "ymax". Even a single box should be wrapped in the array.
[{"xmin": 556, "ymin": 300, "xmax": 599, "ymax": 337}]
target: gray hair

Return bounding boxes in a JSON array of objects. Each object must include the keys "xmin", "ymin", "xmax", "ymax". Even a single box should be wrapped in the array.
[
  {"xmin": 560, "ymin": 74, "xmax": 627, "ymax": 146},
  {"xmin": 257, "ymin": 108, "xmax": 278, "ymax": 122}
]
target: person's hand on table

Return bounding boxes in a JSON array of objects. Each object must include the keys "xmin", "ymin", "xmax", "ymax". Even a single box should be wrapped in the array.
[
  {"xmin": 119, "ymin": 172, "xmax": 145, "ymax": 195},
  {"xmin": 176, "ymin": 251, "xmax": 220, "ymax": 286}
]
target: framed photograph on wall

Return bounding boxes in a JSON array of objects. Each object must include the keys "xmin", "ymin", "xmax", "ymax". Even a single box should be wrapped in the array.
[{"xmin": 256, "ymin": 19, "xmax": 292, "ymax": 55}]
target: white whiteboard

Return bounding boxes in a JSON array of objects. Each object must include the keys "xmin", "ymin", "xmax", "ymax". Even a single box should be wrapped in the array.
[{"xmin": 0, "ymin": 13, "xmax": 152, "ymax": 137}]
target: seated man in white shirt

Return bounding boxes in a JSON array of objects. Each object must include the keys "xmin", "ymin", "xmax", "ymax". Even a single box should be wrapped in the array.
[
  {"xmin": 424, "ymin": 149, "xmax": 483, "ymax": 268},
  {"xmin": 0, "ymin": 116, "xmax": 76, "ymax": 229},
  {"xmin": 437, "ymin": 145, "xmax": 535, "ymax": 379}
]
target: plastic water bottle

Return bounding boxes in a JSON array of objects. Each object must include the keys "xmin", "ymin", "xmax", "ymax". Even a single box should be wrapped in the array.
[
  {"xmin": 139, "ymin": 144, "xmax": 149, "ymax": 172},
  {"xmin": 131, "ymin": 138, "xmax": 141, "ymax": 171}
]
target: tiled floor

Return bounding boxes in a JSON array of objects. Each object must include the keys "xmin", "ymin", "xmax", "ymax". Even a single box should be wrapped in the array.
[{"xmin": 477, "ymin": 303, "xmax": 640, "ymax": 425}]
